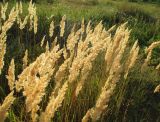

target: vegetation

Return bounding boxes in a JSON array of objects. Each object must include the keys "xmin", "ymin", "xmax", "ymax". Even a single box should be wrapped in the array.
[
  {"xmin": 0, "ymin": 0, "xmax": 160, "ymax": 122},
  {"xmin": 128, "ymin": 0, "xmax": 160, "ymax": 3},
  {"xmin": 5, "ymin": 0, "xmax": 160, "ymax": 46}
]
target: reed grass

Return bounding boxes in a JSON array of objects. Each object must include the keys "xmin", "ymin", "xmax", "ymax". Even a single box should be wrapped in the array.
[{"xmin": 0, "ymin": 1, "xmax": 159, "ymax": 122}]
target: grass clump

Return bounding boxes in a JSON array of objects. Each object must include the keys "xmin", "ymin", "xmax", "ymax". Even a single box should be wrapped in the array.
[{"xmin": 0, "ymin": 1, "xmax": 160, "ymax": 122}]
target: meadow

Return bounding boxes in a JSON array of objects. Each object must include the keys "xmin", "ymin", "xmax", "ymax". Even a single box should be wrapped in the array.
[{"xmin": 0, "ymin": 0, "xmax": 160, "ymax": 122}]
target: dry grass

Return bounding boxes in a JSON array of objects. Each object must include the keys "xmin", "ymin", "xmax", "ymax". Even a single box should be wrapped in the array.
[{"xmin": 0, "ymin": 1, "xmax": 159, "ymax": 122}]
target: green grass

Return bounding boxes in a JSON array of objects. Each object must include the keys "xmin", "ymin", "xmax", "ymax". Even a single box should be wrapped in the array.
[
  {"xmin": 8, "ymin": 0, "xmax": 160, "ymax": 20},
  {"xmin": 7, "ymin": 0, "xmax": 160, "ymax": 47}
]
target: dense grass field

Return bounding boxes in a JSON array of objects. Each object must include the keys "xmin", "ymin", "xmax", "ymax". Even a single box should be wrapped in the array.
[
  {"xmin": 8, "ymin": 0, "xmax": 160, "ymax": 46},
  {"xmin": 0, "ymin": 0, "xmax": 160, "ymax": 122}
]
